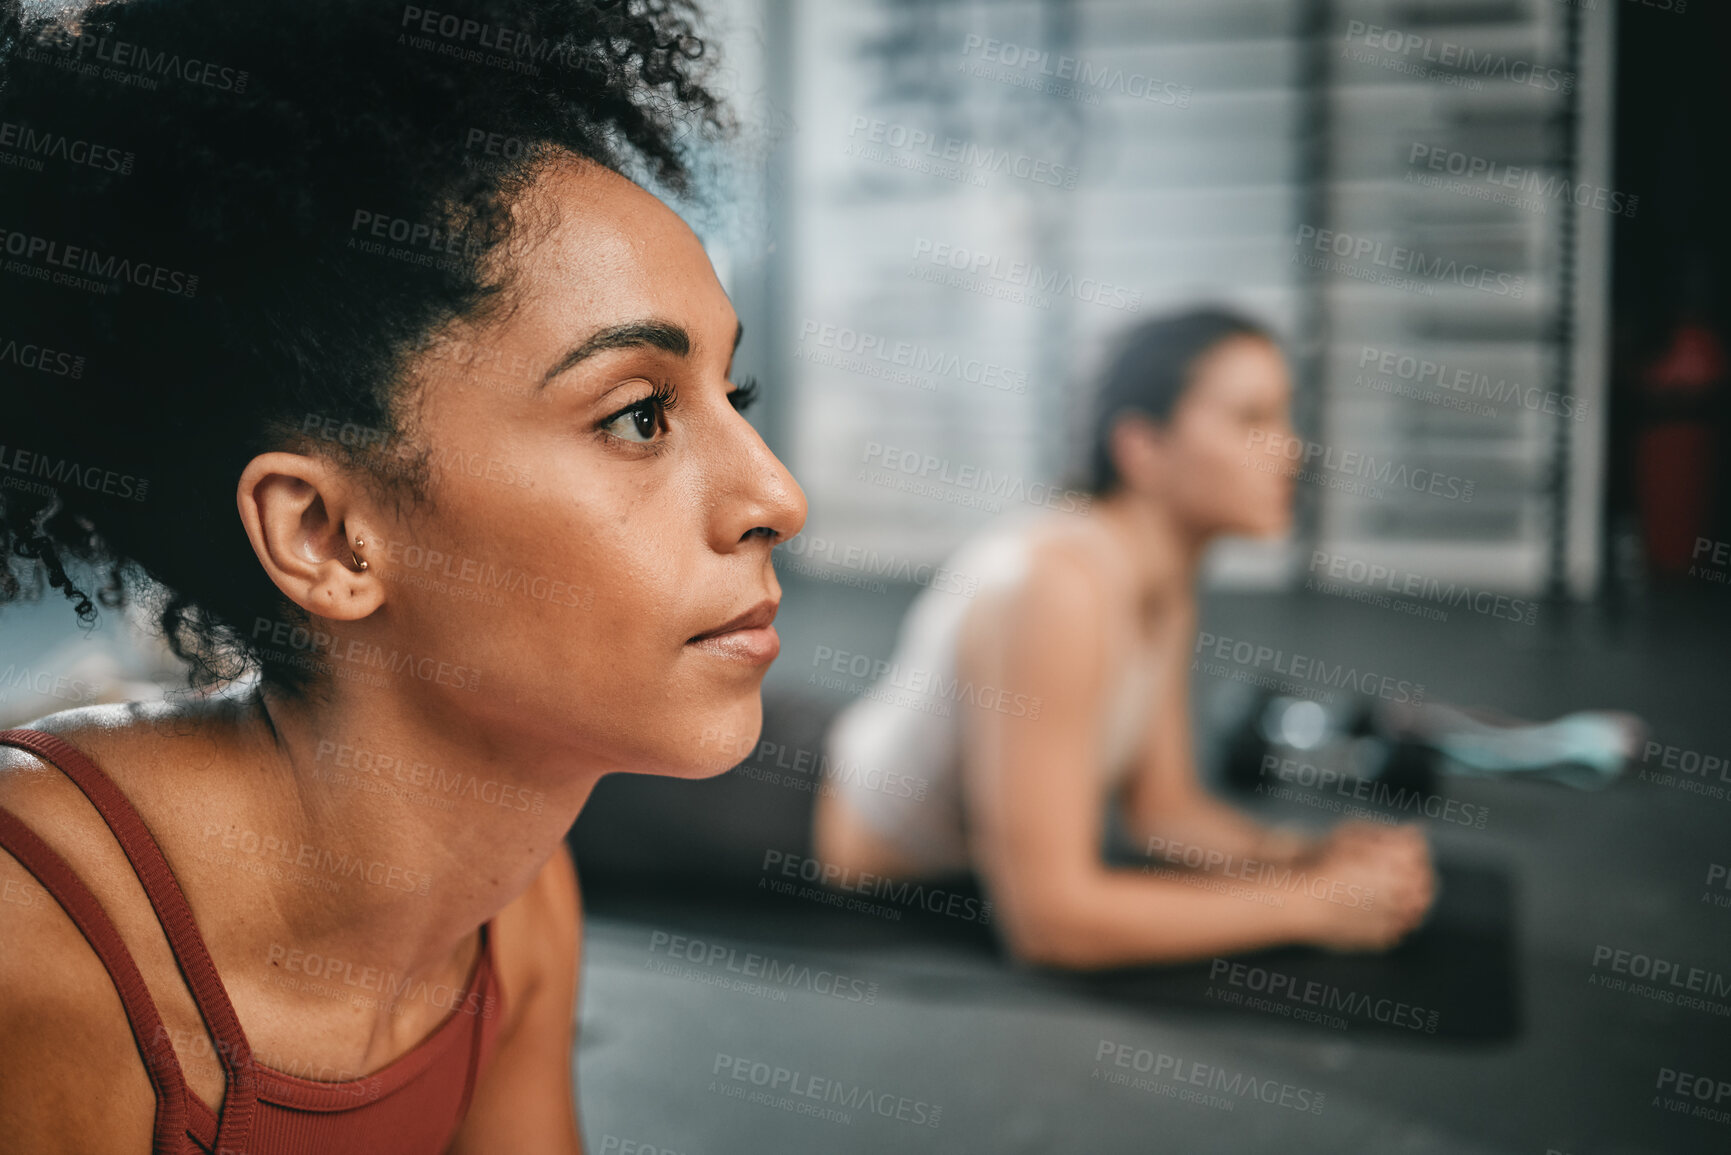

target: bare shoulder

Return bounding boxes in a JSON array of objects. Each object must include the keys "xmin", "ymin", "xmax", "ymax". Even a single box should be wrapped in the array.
[
  {"xmin": 7, "ymin": 695, "xmax": 236, "ymax": 761},
  {"xmin": 0, "ymin": 702, "xmax": 153, "ymax": 904},
  {"xmin": 0, "ymin": 699, "xmax": 220, "ymax": 904},
  {"xmin": 1023, "ymin": 528, "xmax": 1119, "ymax": 607},
  {"xmin": 0, "ymin": 888, "xmax": 157, "ymax": 1153},
  {"xmin": 5, "ymin": 698, "xmax": 182, "ymax": 746},
  {"xmin": 0, "ymin": 697, "xmax": 230, "ymax": 804},
  {"xmin": 964, "ymin": 527, "xmax": 1118, "ymax": 689},
  {"xmin": 0, "ymin": 700, "xmax": 142, "ymax": 774},
  {"xmin": 0, "ymin": 709, "xmax": 163, "ymax": 1153}
]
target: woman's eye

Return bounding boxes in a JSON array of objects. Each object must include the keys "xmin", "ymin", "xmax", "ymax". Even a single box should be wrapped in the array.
[
  {"xmin": 598, "ymin": 381, "xmax": 676, "ymax": 445},
  {"xmin": 601, "ymin": 400, "xmax": 661, "ymax": 444}
]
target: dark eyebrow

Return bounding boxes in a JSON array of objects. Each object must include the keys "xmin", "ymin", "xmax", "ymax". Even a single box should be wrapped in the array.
[
  {"xmin": 540, "ymin": 320, "xmax": 691, "ymax": 389},
  {"xmin": 539, "ymin": 318, "xmax": 746, "ymax": 388}
]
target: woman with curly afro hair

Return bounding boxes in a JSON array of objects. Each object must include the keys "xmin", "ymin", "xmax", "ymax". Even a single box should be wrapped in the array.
[{"xmin": 0, "ymin": 0, "xmax": 805, "ymax": 1150}]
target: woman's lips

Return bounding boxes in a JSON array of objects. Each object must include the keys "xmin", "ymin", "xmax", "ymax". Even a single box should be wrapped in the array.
[
  {"xmin": 686, "ymin": 624, "xmax": 780, "ymax": 664},
  {"xmin": 687, "ymin": 598, "xmax": 780, "ymax": 664}
]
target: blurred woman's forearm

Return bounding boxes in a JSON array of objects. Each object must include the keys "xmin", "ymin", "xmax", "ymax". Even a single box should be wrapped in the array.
[
  {"xmin": 992, "ymin": 863, "xmax": 1322, "ymax": 971},
  {"xmin": 1125, "ymin": 789, "xmax": 1315, "ymax": 871}
]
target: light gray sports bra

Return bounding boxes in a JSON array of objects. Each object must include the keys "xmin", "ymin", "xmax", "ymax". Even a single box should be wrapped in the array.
[{"xmin": 821, "ymin": 512, "xmax": 1160, "ymax": 876}]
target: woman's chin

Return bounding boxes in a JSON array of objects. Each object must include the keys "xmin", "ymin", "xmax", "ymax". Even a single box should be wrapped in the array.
[
  {"xmin": 1219, "ymin": 511, "xmax": 1292, "ymax": 540},
  {"xmin": 689, "ymin": 751, "xmax": 753, "ymax": 780},
  {"xmin": 658, "ymin": 698, "xmax": 766, "ymax": 778}
]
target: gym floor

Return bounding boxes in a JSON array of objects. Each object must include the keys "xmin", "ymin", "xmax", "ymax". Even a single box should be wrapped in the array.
[{"xmin": 571, "ymin": 570, "xmax": 1731, "ymax": 1155}]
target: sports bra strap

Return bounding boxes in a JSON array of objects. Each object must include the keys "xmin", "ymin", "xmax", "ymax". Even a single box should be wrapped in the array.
[
  {"xmin": 0, "ymin": 804, "xmax": 189, "ymax": 1153},
  {"xmin": 0, "ymin": 728, "xmax": 258, "ymax": 1149}
]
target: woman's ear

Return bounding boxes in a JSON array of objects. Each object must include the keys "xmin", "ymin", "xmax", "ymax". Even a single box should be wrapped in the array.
[
  {"xmin": 1107, "ymin": 412, "xmax": 1169, "ymax": 494},
  {"xmin": 235, "ymin": 452, "xmax": 385, "ymax": 623}
]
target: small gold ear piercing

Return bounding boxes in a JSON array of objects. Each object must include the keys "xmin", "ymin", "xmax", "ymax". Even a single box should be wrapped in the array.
[{"xmin": 350, "ymin": 536, "xmax": 369, "ymax": 571}]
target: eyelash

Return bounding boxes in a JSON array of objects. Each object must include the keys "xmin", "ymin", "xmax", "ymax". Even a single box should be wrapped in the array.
[
  {"xmin": 640, "ymin": 378, "xmax": 679, "ymax": 418},
  {"xmin": 595, "ymin": 376, "xmax": 760, "ymax": 447},
  {"xmin": 597, "ymin": 380, "xmax": 678, "ymax": 447}
]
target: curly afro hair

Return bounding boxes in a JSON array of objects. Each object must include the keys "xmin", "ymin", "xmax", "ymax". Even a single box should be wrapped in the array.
[{"xmin": 0, "ymin": 0, "xmax": 732, "ymax": 694}]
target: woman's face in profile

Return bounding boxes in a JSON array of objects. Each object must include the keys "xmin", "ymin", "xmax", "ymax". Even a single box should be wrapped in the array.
[
  {"xmin": 1164, "ymin": 335, "xmax": 1295, "ymax": 538},
  {"xmin": 362, "ymin": 157, "xmax": 806, "ymax": 778}
]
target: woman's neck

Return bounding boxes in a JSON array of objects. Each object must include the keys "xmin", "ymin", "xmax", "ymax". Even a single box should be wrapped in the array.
[
  {"xmin": 229, "ymin": 679, "xmax": 597, "ymax": 989},
  {"xmin": 1090, "ymin": 489, "xmax": 1208, "ymax": 606}
]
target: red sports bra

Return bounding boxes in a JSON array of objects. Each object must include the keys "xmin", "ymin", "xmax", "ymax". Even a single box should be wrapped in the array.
[{"xmin": 0, "ymin": 728, "xmax": 506, "ymax": 1154}]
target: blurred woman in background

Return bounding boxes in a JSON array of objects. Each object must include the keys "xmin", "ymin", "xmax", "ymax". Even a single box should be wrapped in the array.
[{"xmin": 813, "ymin": 308, "xmax": 1437, "ymax": 970}]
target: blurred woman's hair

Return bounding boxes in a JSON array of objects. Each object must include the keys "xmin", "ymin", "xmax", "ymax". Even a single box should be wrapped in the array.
[{"xmin": 1085, "ymin": 307, "xmax": 1276, "ymax": 495}]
